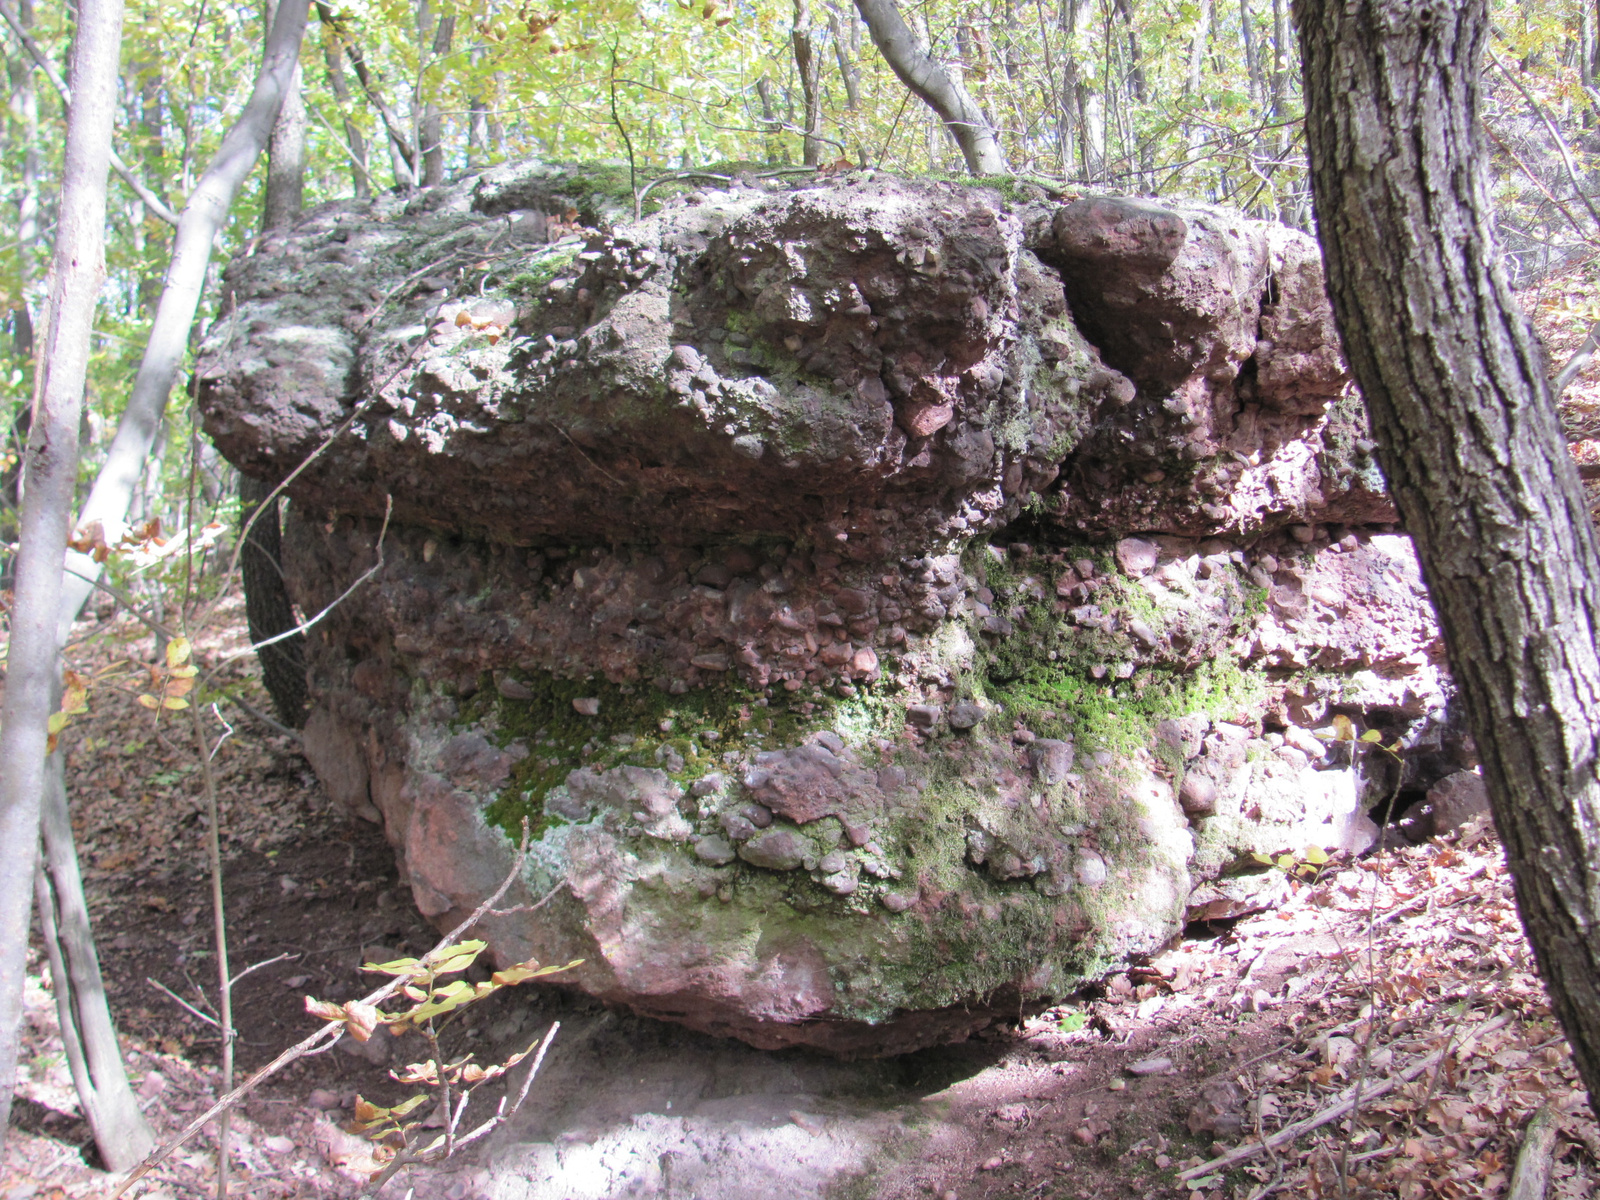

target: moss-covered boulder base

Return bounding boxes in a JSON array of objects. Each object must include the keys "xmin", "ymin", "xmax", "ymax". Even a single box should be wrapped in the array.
[{"xmin": 197, "ymin": 164, "xmax": 1459, "ymax": 1054}]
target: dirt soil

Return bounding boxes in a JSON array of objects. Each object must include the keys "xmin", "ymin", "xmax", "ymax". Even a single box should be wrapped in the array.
[{"xmin": 5, "ymin": 607, "xmax": 1600, "ymax": 1200}]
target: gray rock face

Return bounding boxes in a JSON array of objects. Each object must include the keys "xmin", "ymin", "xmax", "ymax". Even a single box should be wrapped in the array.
[{"xmin": 205, "ymin": 163, "xmax": 1465, "ymax": 1055}]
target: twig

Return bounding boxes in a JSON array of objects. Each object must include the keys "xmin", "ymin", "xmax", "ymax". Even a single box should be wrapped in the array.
[
  {"xmin": 219, "ymin": 692, "xmax": 300, "ymax": 742},
  {"xmin": 147, "ymin": 979, "xmax": 222, "ymax": 1031},
  {"xmin": 230, "ymin": 953, "xmax": 297, "ymax": 989},
  {"xmin": 112, "ymin": 822, "xmax": 541, "ymax": 1197},
  {"xmin": 1508, "ymin": 1102, "xmax": 1561, "ymax": 1200},
  {"xmin": 212, "ymin": 495, "xmax": 393, "ymax": 672},
  {"xmin": 1177, "ymin": 1012, "xmax": 1512, "ymax": 1183},
  {"xmin": 1553, "ymin": 319, "xmax": 1600, "ymax": 399},
  {"xmin": 1375, "ymin": 862, "xmax": 1490, "ymax": 925},
  {"xmin": 1489, "ymin": 50, "xmax": 1600, "ymax": 236}
]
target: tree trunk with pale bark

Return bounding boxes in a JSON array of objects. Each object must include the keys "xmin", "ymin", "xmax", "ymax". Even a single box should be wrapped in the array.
[
  {"xmin": 854, "ymin": 0, "xmax": 1007, "ymax": 174},
  {"xmin": 0, "ymin": 0, "xmax": 153, "ymax": 1166},
  {"xmin": 1296, "ymin": 0, "xmax": 1600, "ymax": 1118}
]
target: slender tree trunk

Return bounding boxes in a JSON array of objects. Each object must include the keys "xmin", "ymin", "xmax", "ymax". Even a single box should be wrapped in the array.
[
  {"xmin": 1297, "ymin": 0, "xmax": 1600, "ymax": 1122},
  {"xmin": 2, "ymin": 0, "xmax": 38, "ymax": 565},
  {"xmin": 0, "ymin": 0, "xmax": 136, "ymax": 1158},
  {"xmin": 57, "ymin": 0, "xmax": 311, "ymax": 640},
  {"xmin": 793, "ymin": 0, "xmax": 824, "ymax": 166},
  {"xmin": 854, "ymin": 0, "xmax": 1007, "ymax": 174},
  {"xmin": 0, "ymin": 0, "xmax": 179, "ymax": 227},
  {"xmin": 320, "ymin": 32, "xmax": 371, "ymax": 199},
  {"xmin": 262, "ymin": 0, "xmax": 306, "ymax": 231},
  {"xmin": 418, "ymin": 9, "xmax": 453, "ymax": 186},
  {"xmin": 1240, "ymin": 0, "xmax": 1262, "ymax": 107},
  {"xmin": 828, "ymin": 8, "xmax": 861, "ymax": 110},
  {"xmin": 35, "ymin": 760, "xmax": 152, "ymax": 1167},
  {"xmin": 314, "ymin": 0, "xmax": 415, "ymax": 189}
]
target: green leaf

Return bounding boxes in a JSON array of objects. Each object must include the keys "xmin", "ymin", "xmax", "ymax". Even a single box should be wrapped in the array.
[
  {"xmin": 425, "ymin": 940, "xmax": 487, "ymax": 975},
  {"xmin": 1360, "ymin": 729, "xmax": 1383, "ymax": 743},
  {"xmin": 1251, "ymin": 851, "xmax": 1273, "ymax": 866},
  {"xmin": 363, "ymin": 956, "xmax": 424, "ymax": 976},
  {"xmin": 1302, "ymin": 846, "xmax": 1330, "ymax": 865},
  {"xmin": 491, "ymin": 957, "xmax": 584, "ymax": 986}
]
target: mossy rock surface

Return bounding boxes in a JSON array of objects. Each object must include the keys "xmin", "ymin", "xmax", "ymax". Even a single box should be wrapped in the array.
[{"xmin": 208, "ymin": 163, "xmax": 1458, "ymax": 1053}]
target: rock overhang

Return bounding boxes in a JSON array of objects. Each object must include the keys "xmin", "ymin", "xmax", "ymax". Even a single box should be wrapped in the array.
[{"xmin": 196, "ymin": 162, "xmax": 1463, "ymax": 1055}]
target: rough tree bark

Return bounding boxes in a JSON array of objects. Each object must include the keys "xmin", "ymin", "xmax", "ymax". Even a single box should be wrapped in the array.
[
  {"xmin": 792, "ymin": 0, "xmax": 825, "ymax": 166},
  {"xmin": 853, "ymin": 0, "xmax": 1007, "ymax": 174},
  {"xmin": 0, "ymin": 0, "xmax": 153, "ymax": 1164},
  {"xmin": 250, "ymin": 0, "xmax": 312, "ymax": 727},
  {"xmin": 261, "ymin": 0, "xmax": 306, "ymax": 232},
  {"xmin": 1296, "ymin": 0, "xmax": 1600, "ymax": 1116},
  {"xmin": 239, "ymin": 476, "xmax": 308, "ymax": 726}
]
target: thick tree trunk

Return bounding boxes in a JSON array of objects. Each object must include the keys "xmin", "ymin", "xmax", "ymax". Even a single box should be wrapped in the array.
[
  {"xmin": 854, "ymin": 0, "xmax": 1007, "ymax": 174},
  {"xmin": 1297, "ymin": 0, "xmax": 1600, "ymax": 1119},
  {"xmin": 239, "ymin": 476, "xmax": 308, "ymax": 726},
  {"xmin": 0, "ymin": 0, "xmax": 134, "ymax": 1156}
]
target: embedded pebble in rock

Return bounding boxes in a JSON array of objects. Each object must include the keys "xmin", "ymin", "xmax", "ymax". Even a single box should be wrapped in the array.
[
  {"xmin": 881, "ymin": 890, "xmax": 917, "ymax": 913},
  {"xmin": 1115, "ymin": 538, "xmax": 1160, "ymax": 575},
  {"xmin": 1074, "ymin": 850, "xmax": 1108, "ymax": 887},
  {"xmin": 737, "ymin": 828, "xmax": 816, "ymax": 871},
  {"xmin": 495, "ymin": 675, "xmax": 535, "ymax": 700},
  {"xmin": 1179, "ymin": 772, "xmax": 1218, "ymax": 815},
  {"xmin": 947, "ymin": 702, "xmax": 984, "ymax": 730},
  {"xmin": 202, "ymin": 165, "xmax": 1462, "ymax": 1055},
  {"xmin": 694, "ymin": 835, "xmax": 738, "ymax": 866},
  {"xmin": 1028, "ymin": 739, "xmax": 1075, "ymax": 784}
]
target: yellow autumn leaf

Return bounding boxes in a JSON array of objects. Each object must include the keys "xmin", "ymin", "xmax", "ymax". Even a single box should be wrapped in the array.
[
  {"xmin": 169, "ymin": 664, "xmax": 199, "ymax": 679},
  {"xmin": 1360, "ymin": 729, "xmax": 1383, "ymax": 743},
  {"xmin": 47, "ymin": 712, "xmax": 70, "ymax": 735},
  {"xmin": 162, "ymin": 696, "xmax": 190, "ymax": 710},
  {"xmin": 138, "ymin": 694, "xmax": 160, "ymax": 709},
  {"xmin": 166, "ymin": 636, "xmax": 192, "ymax": 668},
  {"xmin": 1330, "ymin": 714, "xmax": 1355, "ymax": 741},
  {"xmin": 1303, "ymin": 846, "xmax": 1330, "ymax": 865},
  {"xmin": 166, "ymin": 676, "xmax": 196, "ymax": 697}
]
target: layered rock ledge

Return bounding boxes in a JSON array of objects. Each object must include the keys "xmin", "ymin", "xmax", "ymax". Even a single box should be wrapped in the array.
[{"xmin": 197, "ymin": 164, "xmax": 1465, "ymax": 1054}]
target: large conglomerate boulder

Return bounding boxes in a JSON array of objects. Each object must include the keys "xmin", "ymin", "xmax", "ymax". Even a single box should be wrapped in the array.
[{"xmin": 196, "ymin": 164, "xmax": 1461, "ymax": 1054}]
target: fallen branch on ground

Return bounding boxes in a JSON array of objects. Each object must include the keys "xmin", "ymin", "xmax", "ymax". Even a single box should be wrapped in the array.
[{"xmin": 1177, "ymin": 1011, "xmax": 1513, "ymax": 1184}]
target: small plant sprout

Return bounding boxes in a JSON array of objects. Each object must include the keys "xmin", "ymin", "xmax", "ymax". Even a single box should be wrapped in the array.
[{"xmin": 303, "ymin": 940, "xmax": 580, "ymax": 1190}]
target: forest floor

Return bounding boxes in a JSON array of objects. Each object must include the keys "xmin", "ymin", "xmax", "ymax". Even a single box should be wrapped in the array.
[{"xmin": 1, "ymin": 599, "xmax": 1598, "ymax": 1200}]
